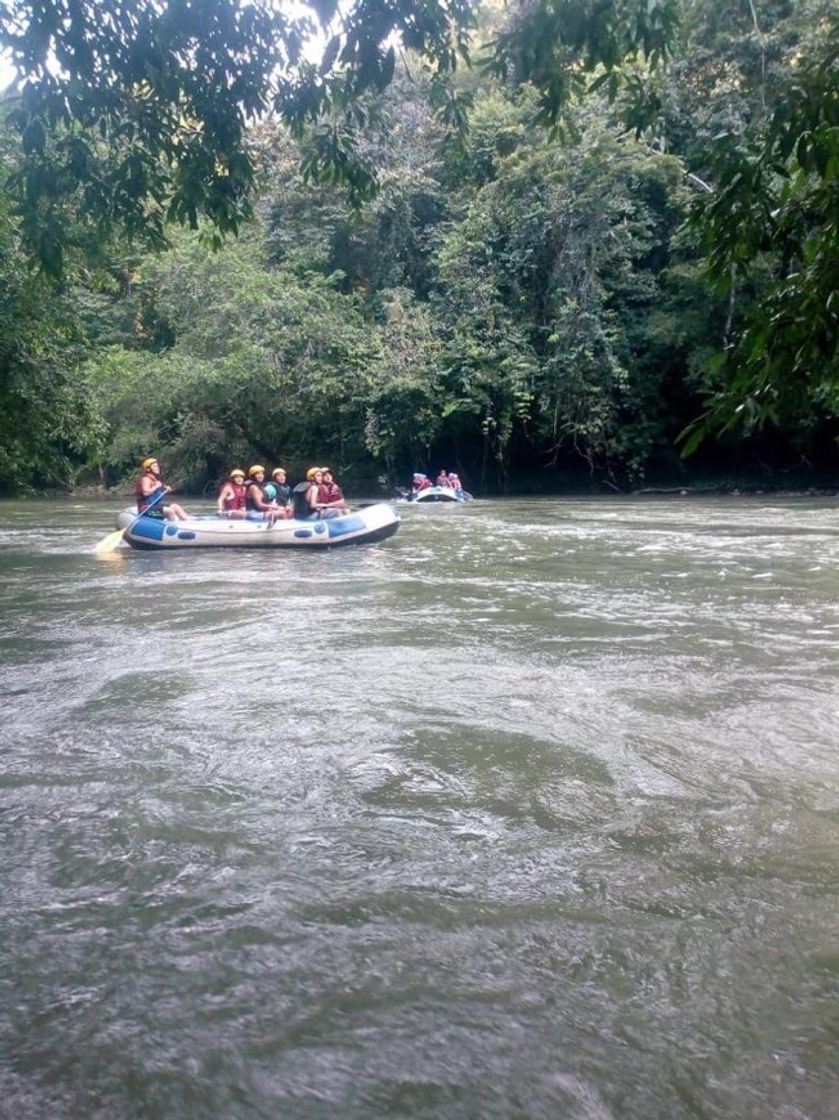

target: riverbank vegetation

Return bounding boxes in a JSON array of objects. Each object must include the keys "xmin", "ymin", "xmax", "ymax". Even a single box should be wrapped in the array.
[{"xmin": 1, "ymin": 1, "xmax": 837, "ymax": 494}]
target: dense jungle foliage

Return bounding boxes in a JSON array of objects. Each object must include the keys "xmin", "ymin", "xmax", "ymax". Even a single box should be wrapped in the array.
[{"xmin": 0, "ymin": 0, "xmax": 837, "ymax": 494}]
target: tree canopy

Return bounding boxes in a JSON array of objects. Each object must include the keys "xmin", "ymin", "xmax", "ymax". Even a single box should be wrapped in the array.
[
  {"xmin": 685, "ymin": 7, "xmax": 839, "ymax": 444},
  {"xmin": 0, "ymin": 0, "xmax": 680, "ymax": 272},
  {"xmin": 0, "ymin": 1, "xmax": 837, "ymax": 494}
]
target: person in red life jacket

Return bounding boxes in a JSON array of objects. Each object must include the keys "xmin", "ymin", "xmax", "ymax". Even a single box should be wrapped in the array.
[
  {"xmin": 217, "ymin": 468, "xmax": 247, "ymax": 519},
  {"xmin": 317, "ymin": 467, "xmax": 350, "ymax": 515},
  {"xmin": 448, "ymin": 471, "xmax": 464, "ymax": 496},
  {"xmin": 245, "ymin": 465, "xmax": 284, "ymax": 522},
  {"xmin": 135, "ymin": 457, "xmax": 189, "ymax": 521},
  {"xmin": 411, "ymin": 472, "xmax": 431, "ymax": 494},
  {"xmin": 435, "ymin": 470, "xmax": 453, "ymax": 488},
  {"xmin": 292, "ymin": 467, "xmax": 343, "ymax": 520}
]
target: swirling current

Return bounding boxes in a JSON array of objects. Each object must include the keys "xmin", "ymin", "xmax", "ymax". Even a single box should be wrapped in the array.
[{"xmin": 1, "ymin": 496, "xmax": 838, "ymax": 1119}]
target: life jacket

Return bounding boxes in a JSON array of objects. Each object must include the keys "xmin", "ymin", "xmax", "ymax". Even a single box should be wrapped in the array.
[
  {"xmin": 436, "ymin": 475, "xmax": 453, "ymax": 488},
  {"xmin": 222, "ymin": 480, "xmax": 246, "ymax": 511},
  {"xmin": 415, "ymin": 477, "xmax": 431, "ymax": 491},
  {"xmin": 136, "ymin": 472, "xmax": 165, "ymax": 514},
  {"xmin": 292, "ymin": 480, "xmax": 315, "ymax": 520},
  {"xmin": 273, "ymin": 483, "xmax": 291, "ymax": 506},
  {"xmin": 245, "ymin": 479, "xmax": 267, "ymax": 511},
  {"xmin": 318, "ymin": 482, "xmax": 342, "ymax": 504}
]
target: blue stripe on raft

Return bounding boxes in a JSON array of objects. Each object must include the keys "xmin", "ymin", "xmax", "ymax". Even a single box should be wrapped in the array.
[
  {"xmin": 326, "ymin": 515, "xmax": 366, "ymax": 538},
  {"xmin": 294, "ymin": 529, "xmax": 313, "ymax": 538},
  {"xmin": 132, "ymin": 517, "xmax": 166, "ymax": 542},
  {"xmin": 177, "ymin": 531, "xmax": 196, "ymax": 540}
]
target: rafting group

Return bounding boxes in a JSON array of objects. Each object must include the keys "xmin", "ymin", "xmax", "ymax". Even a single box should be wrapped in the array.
[
  {"xmin": 410, "ymin": 470, "xmax": 468, "ymax": 498},
  {"xmin": 136, "ymin": 458, "xmax": 350, "ymax": 525}
]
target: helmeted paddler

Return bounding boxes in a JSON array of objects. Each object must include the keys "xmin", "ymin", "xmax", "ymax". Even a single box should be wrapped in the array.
[{"xmin": 135, "ymin": 457, "xmax": 189, "ymax": 521}]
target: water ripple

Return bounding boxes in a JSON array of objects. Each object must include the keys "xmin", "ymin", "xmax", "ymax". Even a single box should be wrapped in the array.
[{"xmin": 1, "ymin": 496, "xmax": 838, "ymax": 1119}]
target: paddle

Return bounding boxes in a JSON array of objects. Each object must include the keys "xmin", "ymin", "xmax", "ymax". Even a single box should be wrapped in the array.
[{"xmin": 94, "ymin": 486, "xmax": 168, "ymax": 555}]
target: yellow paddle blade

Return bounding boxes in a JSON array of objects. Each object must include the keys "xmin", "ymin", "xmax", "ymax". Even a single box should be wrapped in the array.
[{"xmin": 94, "ymin": 527, "xmax": 127, "ymax": 555}]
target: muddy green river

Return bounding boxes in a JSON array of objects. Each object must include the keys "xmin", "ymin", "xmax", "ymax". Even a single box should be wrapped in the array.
[{"xmin": 1, "ymin": 496, "xmax": 837, "ymax": 1119}]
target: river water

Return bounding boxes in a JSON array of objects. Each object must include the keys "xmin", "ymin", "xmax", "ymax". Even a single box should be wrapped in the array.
[{"xmin": 1, "ymin": 496, "xmax": 837, "ymax": 1119}]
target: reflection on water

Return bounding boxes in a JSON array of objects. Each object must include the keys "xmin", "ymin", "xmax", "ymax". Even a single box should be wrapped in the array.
[{"xmin": 1, "ymin": 496, "xmax": 838, "ymax": 1119}]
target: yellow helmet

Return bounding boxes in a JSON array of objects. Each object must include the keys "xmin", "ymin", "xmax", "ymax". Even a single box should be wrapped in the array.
[
  {"xmin": 141, "ymin": 457, "xmax": 159, "ymax": 469},
  {"xmin": 272, "ymin": 467, "xmax": 286, "ymax": 478},
  {"xmin": 248, "ymin": 464, "xmax": 265, "ymax": 477},
  {"xmin": 306, "ymin": 466, "xmax": 322, "ymax": 480},
  {"xmin": 230, "ymin": 468, "xmax": 245, "ymax": 479}
]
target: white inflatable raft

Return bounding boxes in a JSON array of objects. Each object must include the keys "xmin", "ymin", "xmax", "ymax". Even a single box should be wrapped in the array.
[
  {"xmin": 115, "ymin": 503, "xmax": 400, "ymax": 550},
  {"xmin": 409, "ymin": 486, "xmax": 471, "ymax": 503}
]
